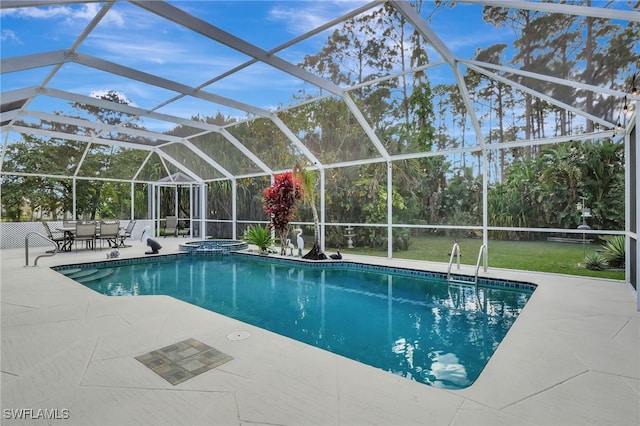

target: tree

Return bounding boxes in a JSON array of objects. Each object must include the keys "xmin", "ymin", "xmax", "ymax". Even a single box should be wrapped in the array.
[{"xmin": 293, "ymin": 161, "xmax": 323, "ymax": 252}]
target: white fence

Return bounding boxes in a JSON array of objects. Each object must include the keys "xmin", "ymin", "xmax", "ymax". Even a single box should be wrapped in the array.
[{"xmin": 1, "ymin": 220, "xmax": 155, "ymax": 249}]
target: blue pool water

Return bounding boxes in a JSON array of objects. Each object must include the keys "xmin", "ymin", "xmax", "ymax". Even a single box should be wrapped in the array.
[{"xmin": 56, "ymin": 254, "xmax": 534, "ymax": 389}]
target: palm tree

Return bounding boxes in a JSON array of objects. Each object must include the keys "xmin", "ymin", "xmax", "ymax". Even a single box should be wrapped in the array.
[{"xmin": 293, "ymin": 161, "xmax": 326, "ymax": 259}]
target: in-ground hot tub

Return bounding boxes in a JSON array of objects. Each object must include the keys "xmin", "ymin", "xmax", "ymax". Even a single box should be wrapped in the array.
[{"xmin": 179, "ymin": 239, "xmax": 247, "ymax": 255}]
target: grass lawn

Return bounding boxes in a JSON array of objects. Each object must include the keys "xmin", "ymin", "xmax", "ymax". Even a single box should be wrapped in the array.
[{"xmin": 339, "ymin": 235, "xmax": 625, "ymax": 280}]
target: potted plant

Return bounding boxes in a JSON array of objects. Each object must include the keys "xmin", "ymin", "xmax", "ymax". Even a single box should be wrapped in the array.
[{"xmin": 243, "ymin": 225, "xmax": 274, "ymax": 254}]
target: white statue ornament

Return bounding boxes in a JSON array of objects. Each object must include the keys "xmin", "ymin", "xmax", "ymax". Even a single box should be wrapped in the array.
[
  {"xmin": 296, "ymin": 228, "xmax": 304, "ymax": 257},
  {"xmin": 285, "ymin": 238, "xmax": 295, "ymax": 256}
]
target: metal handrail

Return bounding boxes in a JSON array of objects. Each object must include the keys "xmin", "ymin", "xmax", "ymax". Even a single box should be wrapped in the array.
[
  {"xmin": 25, "ymin": 232, "xmax": 58, "ymax": 266},
  {"xmin": 447, "ymin": 244, "xmax": 488, "ymax": 286},
  {"xmin": 446, "ymin": 243, "xmax": 461, "ymax": 281},
  {"xmin": 474, "ymin": 244, "xmax": 487, "ymax": 285},
  {"xmin": 447, "ymin": 244, "xmax": 487, "ymax": 312}
]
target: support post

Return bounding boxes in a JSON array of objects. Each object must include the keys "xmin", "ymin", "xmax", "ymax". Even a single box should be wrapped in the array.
[
  {"xmin": 232, "ymin": 178, "xmax": 237, "ymax": 240},
  {"xmin": 387, "ymin": 161, "xmax": 393, "ymax": 259},
  {"xmin": 320, "ymin": 169, "xmax": 326, "ymax": 252},
  {"xmin": 130, "ymin": 182, "xmax": 135, "ymax": 221}
]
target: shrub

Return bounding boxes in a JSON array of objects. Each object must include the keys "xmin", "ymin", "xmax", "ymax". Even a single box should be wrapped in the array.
[
  {"xmin": 584, "ymin": 252, "xmax": 608, "ymax": 271},
  {"xmin": 600, "ymin": 235, "xmax": 625, "ymax": 268},
  {"xmin": 243, "ymin": 225, "xmax": 274, "ymax": 253},
  {"xmin": 263, "ymin": 172, "xmax": 302, "ymax": 254}
]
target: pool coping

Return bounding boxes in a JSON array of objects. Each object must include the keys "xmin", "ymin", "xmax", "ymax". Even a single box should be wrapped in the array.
[{"xmin": 2, "ymin": 240, "xmax": 638, "ymax": 425}]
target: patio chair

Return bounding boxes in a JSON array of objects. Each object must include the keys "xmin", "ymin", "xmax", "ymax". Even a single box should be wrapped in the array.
[
  {"xmin": 74, "ymin": 222, "xmax": 97, "ymax": 251},
  {"xmin": 41, "ymin": 221, "xmax": 66, "ymax": 252},
  {"xmin": 177, "ymin": 219, "xmax": 190, "ymax": 237},
  {"xmin": 164, "ymin": 216, "xmax": 178, "ymax": 237},
  {"xmin": 163, "ymin": 216, "xmax": 189, "ymax": 237},
  {"xmin": 97, "ymin": 220, "xmax": 120, "ymax": 250},
  {"xmin": 117, "ymin": 220, "xmax": 136, "ymax": 247}
]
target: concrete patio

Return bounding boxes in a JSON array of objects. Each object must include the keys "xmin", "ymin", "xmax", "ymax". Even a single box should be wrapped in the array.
[{"xmin": 2, "ymin": 239, "xmax": 639, "ymax": 425}]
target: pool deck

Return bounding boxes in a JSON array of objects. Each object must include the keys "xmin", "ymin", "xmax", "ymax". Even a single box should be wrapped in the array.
[{"xmin": 2, "ymin": 240, "xmax": 639, "ymax": 425}]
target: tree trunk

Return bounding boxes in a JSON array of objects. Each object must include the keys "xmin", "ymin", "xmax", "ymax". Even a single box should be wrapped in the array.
[{"xmin": 311, "ymin": 204, "xmax": 320, "ymax": 245}]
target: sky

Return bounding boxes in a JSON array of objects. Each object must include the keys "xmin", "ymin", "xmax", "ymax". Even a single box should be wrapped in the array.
[
  {"xmin": 1, "ymin": 1, "xmax": 636, "ymax": 134},
  {"xmin": 0, "ymin": 1, "xmax": 513, "ymax": 125}
]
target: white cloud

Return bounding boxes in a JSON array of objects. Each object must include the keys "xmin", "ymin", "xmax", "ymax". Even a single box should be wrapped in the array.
[
  {"xmin": 1, "ymin": 29, "xmax": 22, "ymax": 44},
  {"xmin": 268, "ymin": 1, "xmax": 370, "ymax": 35},
  {"xmin": 2, "ymin": 5, "xmax": 73, "ymax": 20},
  {"xmin": 2, "ymin": 3, "xmax": 124, "ymax": 28}
]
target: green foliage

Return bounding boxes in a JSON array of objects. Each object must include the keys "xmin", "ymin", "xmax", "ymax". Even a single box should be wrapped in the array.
[
  {"xmin": 0, "ymin": 176, "xmax": 30, "ymax": 221},
  {"xmin": 393, "ymin": 228, "xmax": 412, "ymax": 251},
  {"xmin": 242, "ymin": 225, "xmax": 274, "ymax": 253},
  {"xmin": 487, "ymin": 140, "xmax": 624, "ymax": 239},
  {"xmin": 0, "ymin": 91, "xmax": 154, "ymax": 221},
  {"xmin": 600, "ymin": 235, "xmax": 625, "ymax": 268},
  {"xmin": 584, "ymin": 252, "xmax": 608, "ymax": 271},
  {"xmin": 442, "ymin": 167, "xmax": 482, "ymax": 230}
]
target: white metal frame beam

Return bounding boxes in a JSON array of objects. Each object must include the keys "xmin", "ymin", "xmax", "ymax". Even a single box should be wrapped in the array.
[
  {"xmin": 131, "ymin": 0, "xmax": 347, "ymax": 98},
  {"xmin": 464, "ymin": 62, "xmax": 615, "ymax": 129},
  {"xmin": 17, "ymin": 110, "xmax": 182, "ymax": 146},
  {"xmin": 1, "ymin": 86, "xmax": 274, "ymax": 175},
  {"xmin": 8, "ymin": 124, "xmax": 208, "ymax": 182},
  {"xmin": 9, "ymin": 125, "xmax": 155, "ymax": 152},
  {"xmin": 3, "ymin": 50, "xmax": 274, "ymax": 118},
  {"xmin": 171, "ymin": 141, "xmax": 235, "ymax": 180},
  {"xmin": 156, "ymin": 149, "xmax": 202, "ymax": 182},
  {"xmin": 342, "ymin": 94, "xmax": 391, "ymax": 161},
  {"xmin": 0, "ymin": 1, "xmax": 102, "ymax": 8},
  {"xmin": 461, "ymin": 58, "xmax": 634, "ymax": 100},
  {"xmin": 9, "ymin": 111, "xmax": 237, "ymax": 179},
  {"xmin": 390, "ymin": 1, "xmax": 457, "ymax": 67},
  {"xmin": 269, "ymin": 116, "xmax": 323, "ymax": 169},
  {"xmin": 131, "ymin": 0, "xmax": 376, "ymax": 169},
  {"xmin": 390, "ymin": 0, "xmax": 485, "ymax": 168}
]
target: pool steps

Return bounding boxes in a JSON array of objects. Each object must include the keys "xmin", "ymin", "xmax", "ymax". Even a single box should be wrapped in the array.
[
  {"xmin": 59, "ymin": 267, "xmax": 115, "ymax": 283},
  {"xmin": 76, "ymin": 269, "xmax": 115, "ymax": 283}
]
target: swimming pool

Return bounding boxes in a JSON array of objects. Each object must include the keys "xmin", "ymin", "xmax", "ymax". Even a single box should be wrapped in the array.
[{"xmin": 54, "ymin": 253, "xmax": 535, "ymax": 390}]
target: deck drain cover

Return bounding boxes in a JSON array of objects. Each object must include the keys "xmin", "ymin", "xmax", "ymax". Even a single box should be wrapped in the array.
[
  {"xmin": 227, "ymin": 331, "xmax": 251, "ymax": 341},
  {"xmin": 135, "ymin": 338, "xmax": 232, "ymax": 386}
]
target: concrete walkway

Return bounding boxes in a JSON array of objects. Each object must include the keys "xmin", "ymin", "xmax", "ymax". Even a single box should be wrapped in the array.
[{"xmin": 2, "ymin": 240, "xmax": 638, "ymax": 425}]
